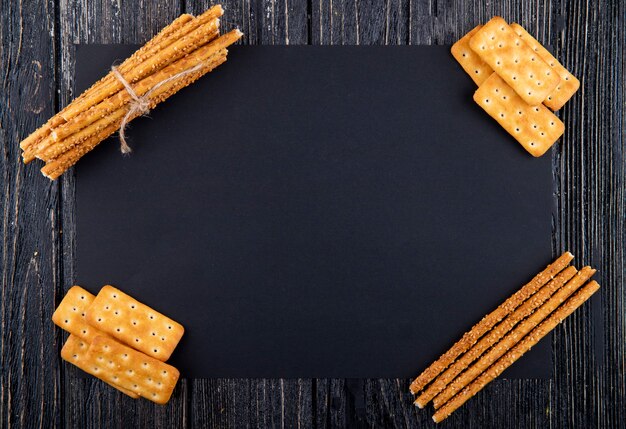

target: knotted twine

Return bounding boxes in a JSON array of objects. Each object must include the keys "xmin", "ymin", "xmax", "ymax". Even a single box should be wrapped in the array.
[{"xmin": 111, "ymin": 62, "xmax": 207, "ymax": 154}]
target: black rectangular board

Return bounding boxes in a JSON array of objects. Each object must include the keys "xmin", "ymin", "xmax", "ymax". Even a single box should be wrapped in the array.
[{"xmin": 74, "ymin": 45, "xmax": 553, "ymax": 378}]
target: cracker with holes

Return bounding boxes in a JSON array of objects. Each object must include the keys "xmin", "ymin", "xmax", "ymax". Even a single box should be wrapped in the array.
[
  {"xmin": 469, "ymin": 16, "xmax": 560, "ymax": 105},
  {"xmin": 473, "ymin": 73, "xmax": 564, "ymax": 157},
  {"xmin": 86, "ymin": 336, "xmax": 180, "ymax": 404},
  {"xmin": 52, "ymin": 285, "xmax": 110, "ymax": 343},
  {"xmin": 86, "ymin": 285, "xmax": 184, "ymax": 361},
  {"xmin": 510, "ymin": 23, "xmax": 580, "ymax": 111},
  {"xmin": 61, "ymin": 334, "xmax": 139, "ymax": 398},
  {"xmin": 451, "ymin": 25, "xmax": 494, "ymax": 85}
]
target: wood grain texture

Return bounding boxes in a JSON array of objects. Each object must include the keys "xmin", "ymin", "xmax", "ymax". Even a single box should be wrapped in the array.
[
  {"xmin": 0, "ymin": 0, "xmax": 623, "ymax": 427},
  {"xmin": 0, "ymin": 0, "xmax": 62, "ymax": 428}
]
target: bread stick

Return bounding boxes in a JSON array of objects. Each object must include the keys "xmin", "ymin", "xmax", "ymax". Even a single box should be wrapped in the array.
[
  {"xmin": 415, "ymin": 265, "xmax": 579, "ymax": 407},
  {"xmin": 409, "ymin": 252, "xmax": 573, "ymax": 394},
  {"xmin": 432, "ymin": 267, "xmax": 594, "ymax": 408},
  {"xmin": 433, "ymin": 280, "xmax": 600, "ymax": 423}
]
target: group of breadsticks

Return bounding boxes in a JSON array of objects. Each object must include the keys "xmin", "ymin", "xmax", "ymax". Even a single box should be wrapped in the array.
[
  {"xmin": 452, "ymin": 16, "xmax": 580, "ymax": 157},
  {"xmin": 410, "ymin": 252, "xmax": 599, "ymax": 422},
  {"xmin": 53, "ymin": 285, "xmax": 184, "ymax": 404},
  {"xmin": 20, "ymin": 5, "xmax": 241, "ymax": 180}
]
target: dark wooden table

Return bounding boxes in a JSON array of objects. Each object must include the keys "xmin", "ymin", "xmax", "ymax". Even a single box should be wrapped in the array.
[{"xmin": 1, "ymin": 1, "xmax": 624, "ymax": 427}]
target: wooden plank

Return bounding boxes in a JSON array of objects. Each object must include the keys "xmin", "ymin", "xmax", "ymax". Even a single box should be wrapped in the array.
[
  {"xmin": 312, "ymin": 0, "xmax": 410, "ymax": 45},
  {"xmin": 56, "ymin": 1, "xmax": 189, "ymax": 427},
  {"xmin": 186, "ymin": 1, "xmax": 308, "ymax": 45},
  {"xmin": 190, "ymin": 379, "xmax": 314, "ymax": 428},
  {"xmin": 0, "ymin": 0, "xmax": 63, "ymax": 427},
  {"xmin": 0, "ymin": 0, "xmax": 621, "ymax": 427},
  {"xmin": 551, "ymin": 1, "xmax": 625, "ymax": 428}
]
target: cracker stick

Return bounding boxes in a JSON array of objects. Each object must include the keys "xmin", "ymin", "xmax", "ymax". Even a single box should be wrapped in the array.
[
  {"xmin": 37, "ymin": 46, "xmax": 227, "ymax": 162},
  {"xmin": 451, "ymin": 25, "xmax": 494, "ymax": 86},
  {"xmin": 57, "ymin": 18, "xmax": 222, "ymax": 124},
  {"xmin": 18, "ymin": 13, "xmax": 197, "ymax": 154},
  {"xmin": 433, "ymin": 280, "xmax": 600, "ymax": 423},
  {"xmin": 509, "ymin": 23, "xmax": 580, "ymax": 111},
  {"xmin": 432, "ymin": 267, "xmax": 595, "ymax": 408},
  {"xmin": 469, "ymin": 17, "xmax": 560, "ymax": 105},
  {"xmin": 474, "ymin": 73, "xmax": 564, "ymax": 157},
  {"xmin": 40, "ymin": 50, "xmax": 229, "ymax": 179},
  {"xmin": 409, "ymin": 252, "xmax": 573, "ymax": 394},
  {"xmin": 69, "ymin": 5, "xmax": 222, "ymax": 112},
  {"xmin": 414, "ymin": 265, "xmax": 580, "ymax": 408},
  {"xmin": 86, "ymin": 286, "xmax": 184, "ymax": 361},
  {"xmin": 87, "ymin": 336, "xmax": 180, "ymax": 404},
  {"xmin": 49, "ymin": 30, "xmax": 227, "ymax": 145},
  {"xmin": 22, "ymin": 20, "xmax": 223, "ymax": 164},
  {"xmin": 52, "ymin": 285, "xmax": 109, "ymax": 343},
  {"xmin": 61, "ymin": 334, "xmax": 139, "ymax": 398}
]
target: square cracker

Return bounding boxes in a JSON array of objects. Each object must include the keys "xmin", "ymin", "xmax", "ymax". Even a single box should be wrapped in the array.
[
  {"xmin": 510, "ymin": 23, "xmax": 580, "ymax": 111},
  {"xmin": 451, "ymin": 25, "xmax": 494, "ymax": 86},
  {"xmin": 86, "ymin": 285, "xmax": 184, "ymax": 361},
  {"xmin": 469, "ymin": 16, "xmax": 560, "ymax": 105},
  {"xmin": 474, "ymin": 73, "xmax": 564, "ymax": 157},
  {"xmin": 52, "ymin": 285, "xmax": 109, "ymax": 343},
  {"xmin": 61, "ymin": 334, "xmax": 139, "ymax": 398},
  {"xmin": 86, "ymin": 336, "xmax": 180, "ymax": 405}
]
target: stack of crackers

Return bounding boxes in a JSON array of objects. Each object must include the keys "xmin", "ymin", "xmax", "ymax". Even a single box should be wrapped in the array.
[
  {"xmin": 410, "ymin": 252, "xmax": 600, "ymax": 423},
  {"xmin": 53, "ymin": 285, "xmax": 184, "ymax": 404},
  {"xmin": 452, "ymin": 17, "xmax": 580, "ymax": 157}
]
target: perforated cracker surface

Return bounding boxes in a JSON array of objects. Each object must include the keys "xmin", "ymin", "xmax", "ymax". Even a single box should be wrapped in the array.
[
  {"xmin": 510, "ymin": 23, "xmax": 580, "ymax": 111},
  {"xmin": 52, "ymin": 285, "xmax": 109, "ymax": 343},
  {"xmin": 61, "ymin": 334, "xmax": 139, "ymax": 398},
  {"xmin": 87, "ymin": 336, "xmax": 180, "ymax": 404},
  {"xmin": 86, "ymin": 285, "xmax": 184, "ymax": 361},
  {"xmin": 473, "ymin": 73, "xmax": 564, "ymax": 157},
  {"xmin": 451, "ymin": 25, "xmax": 494, "ymax": 86},
  {"xmin": 469, "ymin": 16, "xmax": 560, "ymax": 105}
]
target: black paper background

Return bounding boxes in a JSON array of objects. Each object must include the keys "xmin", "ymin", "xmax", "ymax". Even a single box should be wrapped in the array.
[{"xmin": 75, "ymin": 45, "xmax": 553, "ymax": 378}]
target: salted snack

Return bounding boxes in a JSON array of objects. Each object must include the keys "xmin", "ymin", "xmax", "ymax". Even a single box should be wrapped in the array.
[
  {"xmin": 61, "ymin": 334, "xmax": 139, "ymax": 398},
  {"xmin": 432, "ymin": 280, "xmax": 600, "ymax": 423},
  {"xmin": 86, "ymin": 286, "xmax": 184, "ymax": 361},
  {"xmin": 85, "ymin": 336, "xmax": 180, "ymax": 404},
  {"xmin": 410, "ymin": 253, "xmax": 600, "ymax": 423},
  {"xmin": 20, "ymin": 5, "xmax": 243, "ymax": 179},
  {"xmin": 451, "ymin": 25, "xmax": 494, "ymax": 85},
  {"xmin": 52, "ymin": 285, "xmax": 109, "ymax": 343},
  {"xmin": 409, "ymin": 252, "xmax": 573, "ymax": 395},
  {"xmin": 432, "ymin": 266, "xmax": 595, "ymax": 408},
  {"xmin": 473, "ymin": 73, "xmax": 565, "ymax": 156},
  {"xmin": 510, "ymin": 23, "xmax": 580, "ymax": 111},
  {"xmin": 54, "ymin": 284, "xmax": 185, "ymax": 404},
  {"xmin": 469, "ymin": 17, "xmax": 560, "ymax": 105},
  {"xmin": 414, "ymin": 265, "xmax": 582, "ymax": 407}
]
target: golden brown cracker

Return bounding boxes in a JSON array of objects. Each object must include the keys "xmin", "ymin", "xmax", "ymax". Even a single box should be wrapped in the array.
[
  {"xmin": 409, "ymin": 251, "xmax": 573, "ymax": 395},
  {"xmin": 510, "ymin": 23, "xmax": 580, "ymax": 110},
  {"xmin": 52, "ymin": 285, "xmax": 109, "ymax": 343},
  {"xmin": 86, "ymin": 286, "xmax": 184, "ymax": 361},
  {"xmin": 86, "ymin": 336, "xmax": 180, "ymax": 404},
  {"xmin": 432, "ymin": 280, "xmax": 600, "ymax": 423},
  {"xmin": 469, "ymin": 16, "xmax": 560, "ymax": 105},
  {"xmin": 451, "ymin": 25, "xmax": 494, "ymax": 85},
  {"xmin": 473, "ymin": 73, "xmax": 564, "ymax": 157},
  {"xmin": 61, "ymin": 334, "xmax": 139, "ymax": 398}
]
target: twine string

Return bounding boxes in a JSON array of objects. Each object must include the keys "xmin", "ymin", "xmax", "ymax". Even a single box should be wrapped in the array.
[{"xmin": 111, "ymin": 62, "xmax": 207, "ymax": 154}]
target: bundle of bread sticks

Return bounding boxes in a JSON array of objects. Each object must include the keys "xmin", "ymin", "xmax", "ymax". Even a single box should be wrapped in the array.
[
  {"xmin": 410, "ymin": 252, "xmax": 599, "ymax": 423},
  {"xmin": 451, "ymin": 17, "xmax": 580, "ymax": 157},
  {"xmin": 20, "ymin": 5, "xmax": 241, "ymax": 180},
  {"xmin": 53, "ymin": 285, "xmax": 185, "ymax": 404}
]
